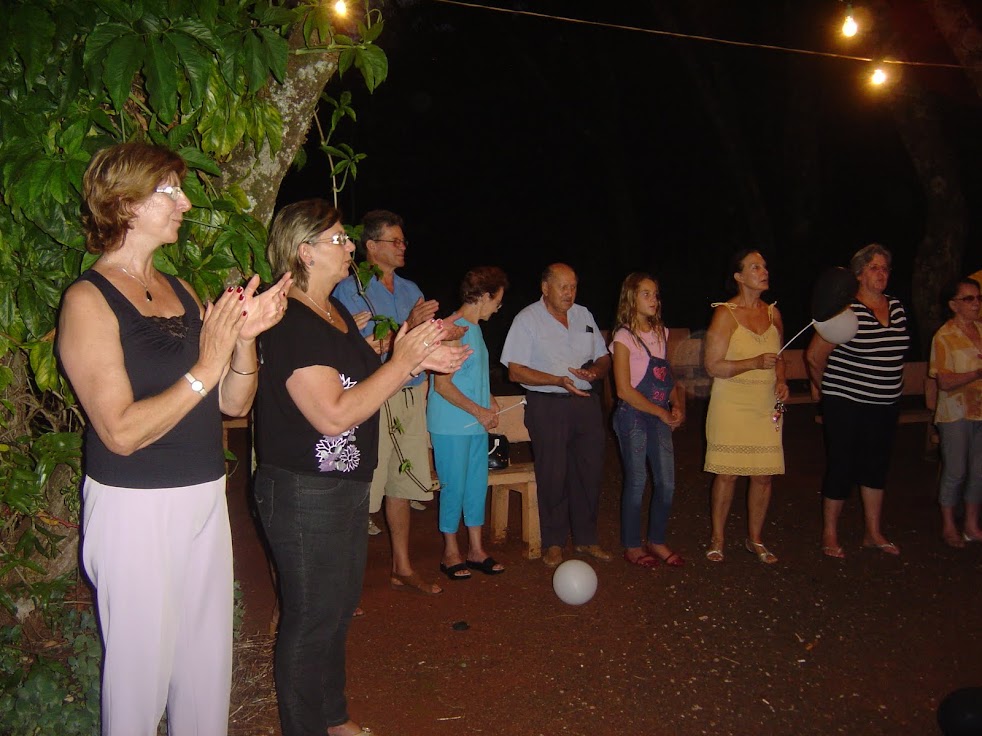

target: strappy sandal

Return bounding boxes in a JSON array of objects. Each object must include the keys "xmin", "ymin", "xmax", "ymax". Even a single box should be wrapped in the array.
[
  {"xmin": 705, "ymin": 539, "xmax": 724, "ymax": 563},
  {"xmin": 390, "ymin": 572, "xmax": 443, "ymax": 594},
  {"xmin": 745, "ymin": 539, "xmax": 778, "ymax": 564}
]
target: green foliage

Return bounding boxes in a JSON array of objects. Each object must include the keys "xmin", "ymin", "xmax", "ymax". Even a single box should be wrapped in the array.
[
  {"xmin": 0, "ymin": 607, "xmax": 102, "ymax": 736},
  {"xmin": 0, "ymin": 0, "xmax": 388, "ymax": 616}
]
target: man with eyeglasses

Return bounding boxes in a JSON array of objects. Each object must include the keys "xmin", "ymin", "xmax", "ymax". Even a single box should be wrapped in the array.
[
  {"xmin": 500, "ymin": 263, "xmax": 613, "ymax": 568},
  {"xmin": 333, "ymin": 209, "xmax": 447, "ymax": 594}
]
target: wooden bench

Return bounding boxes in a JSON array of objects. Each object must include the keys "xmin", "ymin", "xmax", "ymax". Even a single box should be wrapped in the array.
[
  {"xmin": 487, "ymin": 395, "xmax": 541, "ymax": 560},
  {"xmin": 746, "ymin": 347, "xmax": 932, "ymax": 423}
]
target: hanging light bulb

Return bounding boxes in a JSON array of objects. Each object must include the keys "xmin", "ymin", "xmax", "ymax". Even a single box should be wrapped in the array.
[
  {"xmin": 870, "ymin": 67, "xmax": 888, "ymax": 86},
  {"xmin": 334, "ymin": 0, "xmax": 347, "ymax": 16},
  {"xmin": 842, "ymin": 13, "xmax": 858, "ymax": 37}
]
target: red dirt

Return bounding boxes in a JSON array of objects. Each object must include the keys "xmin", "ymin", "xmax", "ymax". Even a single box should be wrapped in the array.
[{"xmin": 227, "ymin": 401, "xmax": 982, "ymax": 736}]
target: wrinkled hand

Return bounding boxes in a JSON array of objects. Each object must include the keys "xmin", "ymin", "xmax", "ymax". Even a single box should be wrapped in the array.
[
  {"xmin": 477, "ymin": 406, "xmax": 499, "ymax": 431},
  {"xmin": 559, "ymin": 375, "xmax": 590, "ymax": 397},
  {"xmin": 352, "ymin": 311, "xmax": 372, "ymax": 331},
  {"xmin": 756, "ymin": 353, "xmax": 778, "ymax": 370},
  {"xmin": 774, "ymin": 381, "xmax": 790, "ymax": 402},
  {"xmin": 199, "ymin": 286, "xmax": 249, "ymax": 372},
  {"xmin": 392, "ymin": 318, "xmax": 447, "ymax": 369},
  {"xmin": 568, "ymin": 366, "xmax": 598, "ymax": 383},
  {"xmin": 440, "ymin": 311, "xmax": 468, "ymax": 341},
  {"xmin": 407, "ymin": 297, "xmax": 439, "ymax": 329},
  {"xmin": 238, "ymin": 272, "xmax": 293, "ymax": 341},
  {"xmin": 420, "ymin": 344, "xmax": 473, "ymax": 375}
]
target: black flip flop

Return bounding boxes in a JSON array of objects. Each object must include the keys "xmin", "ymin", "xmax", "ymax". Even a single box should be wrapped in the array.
[
  {"xmin": 440, "ymin": 562, "xmax": 472, "ymax": 581},
  {"xmin": 465, "ymin": 557, "xmax": 505, "ymax": 575}
]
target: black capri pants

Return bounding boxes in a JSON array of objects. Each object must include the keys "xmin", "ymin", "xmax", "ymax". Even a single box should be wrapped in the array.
[{"xmin": 821, "ymin": 395, "xmax": 900, "ymax": 500}]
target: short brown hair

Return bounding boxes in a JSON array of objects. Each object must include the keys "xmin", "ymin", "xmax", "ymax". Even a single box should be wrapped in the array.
[
  {"xmin": 82, "ymin": 142, "xmax": 187, "ymax": 254},
  {"xmin": 459, "ymin": 266, "xmax": 509, "ymax": 305},
  {"xmin": 267, "ymin": 199, "xmax": 343, "ymax": 291}
]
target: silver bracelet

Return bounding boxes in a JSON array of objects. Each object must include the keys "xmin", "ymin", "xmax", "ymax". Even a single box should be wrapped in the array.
[{"xmin": 229, "ymin": 365, "xmax": 258, "ymax": 376}]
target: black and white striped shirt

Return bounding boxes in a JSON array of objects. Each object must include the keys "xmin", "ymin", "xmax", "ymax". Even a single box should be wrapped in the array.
[{"xmin": 821, "ymin": 297, "xmax": 910, "ymax": 405}]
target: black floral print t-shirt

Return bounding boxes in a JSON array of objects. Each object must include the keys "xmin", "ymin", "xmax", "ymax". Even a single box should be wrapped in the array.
[{"xmin": 255, "ymin": 296, "xmax": 380, "ymax": 482}]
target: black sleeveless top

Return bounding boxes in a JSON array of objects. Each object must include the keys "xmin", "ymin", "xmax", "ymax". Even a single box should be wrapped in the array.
[{"xmin": 71, "ymin": 270, "xmax": 224, "ymax": 488}]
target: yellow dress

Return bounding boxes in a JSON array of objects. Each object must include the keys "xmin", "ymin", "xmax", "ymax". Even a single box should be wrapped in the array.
[{"xmin": 704, "ymin": 303, "xmax": 785, "ymax": 476}]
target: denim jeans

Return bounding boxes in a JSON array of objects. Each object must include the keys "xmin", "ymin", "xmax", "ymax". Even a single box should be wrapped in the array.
[
  {"xmin": 254, "ymin": 465, "xmax": 369, "ymax": 736},
  {"xmin": 937, "ymin": 419, "xmax": 982, "ymax": 507},
  {"xmin": 613, "ymin": 404, "xmax": 676, "ymax": 548}
]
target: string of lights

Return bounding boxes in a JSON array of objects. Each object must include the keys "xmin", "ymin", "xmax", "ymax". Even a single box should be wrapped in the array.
[{"xmin": 430, "ymin": 0, "xmax": 966, "ymax": 74}]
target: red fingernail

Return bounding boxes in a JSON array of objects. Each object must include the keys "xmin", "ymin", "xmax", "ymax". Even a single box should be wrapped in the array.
[
  {"xmin": 227, "ymin": 287, "xmax": 234, "ymax": 292},
  {"xmin": 242, "ymin": 311, "xmax": 247, "ymax": 316},
  {"xmin": 237, "ymin": 286, "xmax": 243, "ymax": 292},
  {"xmin": 239, "ymin": 295, "xmax": 244, "ymax": 300}
]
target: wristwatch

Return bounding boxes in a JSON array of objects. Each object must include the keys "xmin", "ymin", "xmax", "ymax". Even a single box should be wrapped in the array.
[{"xmin": 184, "ymin": 372, "xmax": 207, "ymax": 397}]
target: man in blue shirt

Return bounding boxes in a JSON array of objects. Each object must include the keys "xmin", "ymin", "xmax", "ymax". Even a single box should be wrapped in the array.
[
  {"xmin": 334, "ymin": 209, "xmax": 447, "ymax": 594},
  {"xmin": 500, "ymin": 263, "xmax": 613, "ymax": 568}
]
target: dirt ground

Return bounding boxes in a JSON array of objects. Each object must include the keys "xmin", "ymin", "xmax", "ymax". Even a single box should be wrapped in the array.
[{"xmin": 226, "ymin": 399, "xmax": 982, "ymax": 736}]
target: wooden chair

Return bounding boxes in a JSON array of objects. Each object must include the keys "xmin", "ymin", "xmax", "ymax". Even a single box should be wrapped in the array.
[{"xmin": 488, "ymin": 395, "xmax": 541, "ymax": 559}]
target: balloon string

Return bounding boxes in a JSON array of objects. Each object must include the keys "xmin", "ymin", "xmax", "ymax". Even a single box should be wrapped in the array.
[
  {"xmin": 463, "ymin": 397, "xmax": 527, "ymax": 428},
  {"xmin": 777, "ymin": 320, "xmax": 815, "ymax": 355}
]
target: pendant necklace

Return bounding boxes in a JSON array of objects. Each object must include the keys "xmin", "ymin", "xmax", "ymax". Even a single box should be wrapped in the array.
[
  {"xmin": 116, "ymin": 266, "xmax": 153, "ymax": 302},
  {"xmin": 298, "ymin": 290, "xmax": 333, "ymax": 320}
]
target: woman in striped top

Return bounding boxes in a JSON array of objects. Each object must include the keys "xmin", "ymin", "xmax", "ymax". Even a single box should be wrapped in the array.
[{"xmin": 806, "ymin": 244, "xmax": 910, "ymax": 559}]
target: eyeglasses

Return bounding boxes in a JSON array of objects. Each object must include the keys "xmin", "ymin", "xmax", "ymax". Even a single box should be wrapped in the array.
[
  {"xmin": 155, "ymin": 185, "xmax": 185, "ymax": 201},
  {"xmin": 953, "ymin": 295, "xmax": 981, "ymax": 303},
  {"xmin": 374, "ymin": 238, "xmax": 409, "ymax": 247},
  {"xmin": 307, "ymin": 232, "xmax": 350, "ymax": 247}
]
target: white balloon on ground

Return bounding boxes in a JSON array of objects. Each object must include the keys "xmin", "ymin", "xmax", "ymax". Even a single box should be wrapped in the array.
[
  {"xmin": 552, "ymin": 559, "xmax": 598, "ymax": 605},
  {"xmin": 814, "ymin": 308, "xmax": 859, "ymax": 344}
]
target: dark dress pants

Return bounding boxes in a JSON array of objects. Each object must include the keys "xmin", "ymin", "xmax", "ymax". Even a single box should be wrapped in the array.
[{"xmin": 525, "ymin": 392, "xmax": 605, "ymax": 548}]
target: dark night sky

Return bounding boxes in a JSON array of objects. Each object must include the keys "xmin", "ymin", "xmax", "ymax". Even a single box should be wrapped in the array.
[{"xmin": 277, "ymin": 0, "xmax": 982, "ymax": 359}]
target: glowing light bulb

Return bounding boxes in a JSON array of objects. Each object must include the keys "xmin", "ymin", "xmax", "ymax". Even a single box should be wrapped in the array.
[
  {"xmin": 842, "ymin": 14, "xmax": 858, "ymax": 37},
  {"xmin": 870, "ymin": 68, "xmax": 887, "ymax": 85},
  {"xmin": 334, "ymin": 0, "xmax": 347, "ymax": 16}
]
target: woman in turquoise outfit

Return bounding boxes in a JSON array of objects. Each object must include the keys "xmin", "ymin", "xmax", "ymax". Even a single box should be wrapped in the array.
[{"xmin": 428, "ymin": 266, "xmax": 509, "ymax": 580}]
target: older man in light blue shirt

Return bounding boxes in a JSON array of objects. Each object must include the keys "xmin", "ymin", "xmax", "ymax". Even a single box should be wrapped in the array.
[{"xmin": 500, "ymin": 263, "xmax": 612, "ymax": 567}]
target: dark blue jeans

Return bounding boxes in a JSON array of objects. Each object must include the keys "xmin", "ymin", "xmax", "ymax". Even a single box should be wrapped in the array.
[
  {"xmin": 613, "ymin": 404, "xmax": 676, "ymax": 548},
  {"xmin": 254, "ymin": 465, "xmax": 369, "ymax": 736}
]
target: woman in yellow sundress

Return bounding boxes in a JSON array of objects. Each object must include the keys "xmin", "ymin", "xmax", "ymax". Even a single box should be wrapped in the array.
[{"xmin": 703, "ymin": 249, "xmax": 789, "ymax": 564}]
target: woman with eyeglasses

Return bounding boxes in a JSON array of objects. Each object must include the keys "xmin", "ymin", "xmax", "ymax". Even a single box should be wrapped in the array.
[
  {"xmin": 703, "ymin": 250, "xmax": 788, "ymax": 564},
  {"xmin": 253, "ymin": 199, "xmax": 471, "ymax": 736},
  {"xmin": 57, "ymin": 142, "xmax": 291, "ymax": 734},
  {"xmin": 806, "ymin": 244, "xmax": 910, "ymax": 559},
  {"xmin": 428, "ymin": 266, "xmax": 509, "ymax": 581},
  {"xmin": 929, "ymin": 277, "xmax": 982, "ymax": 547}
]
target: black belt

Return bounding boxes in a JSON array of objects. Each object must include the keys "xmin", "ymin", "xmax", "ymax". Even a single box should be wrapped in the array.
[{"xmin": 529, "ymin": 391, "xmax": 593, "ymax": 399}]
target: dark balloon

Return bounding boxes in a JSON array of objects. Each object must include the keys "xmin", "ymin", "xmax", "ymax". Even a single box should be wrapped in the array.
[
  {"xmin": 938, "ymin": 687, "xmax": 982, "ymax": 736},
  {"xmin": 811, "ymin": 267, "xmax": 857, "ymax": 322}
]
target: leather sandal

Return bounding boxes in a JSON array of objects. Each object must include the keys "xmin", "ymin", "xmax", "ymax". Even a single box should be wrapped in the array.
[
  {"xmin": 745, "ymin": 539, "xmax": 778, "ymax": 564},
  {"xmin": 705, "ymin": 539, "xmax": 724, "ymax": 563}
]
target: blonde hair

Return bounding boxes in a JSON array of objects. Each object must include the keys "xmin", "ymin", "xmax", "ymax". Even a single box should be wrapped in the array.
[
  {"xmin": 267, "ymin": 199, "xmax": 343, "ymax": 291},
  {"xmin": 615, "ymin": 272, "xmax": 665, "ymax": 346}
]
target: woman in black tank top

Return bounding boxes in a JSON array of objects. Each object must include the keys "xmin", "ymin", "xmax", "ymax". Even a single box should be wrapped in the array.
[{"xmin": 57, "ymin": 142, "xmax": 291, "ymax": 736}]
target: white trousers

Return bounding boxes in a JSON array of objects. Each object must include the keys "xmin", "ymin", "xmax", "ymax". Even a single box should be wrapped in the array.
[{"xmin": 82, "ymin": 475, "xmax": 233, "ymax": 736}]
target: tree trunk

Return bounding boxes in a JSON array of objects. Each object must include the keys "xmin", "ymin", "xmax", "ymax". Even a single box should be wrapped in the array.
[
  {"xmin": 221, "ymin": 27, "xmax": 340, "ymax": 226},
  {"xmin": 924, "ymin": 0, "xmax": 982, "ymax": 98},
  {"xmin": 889, "ymin": 83, "xmax": 965, "ymax": 353}
]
